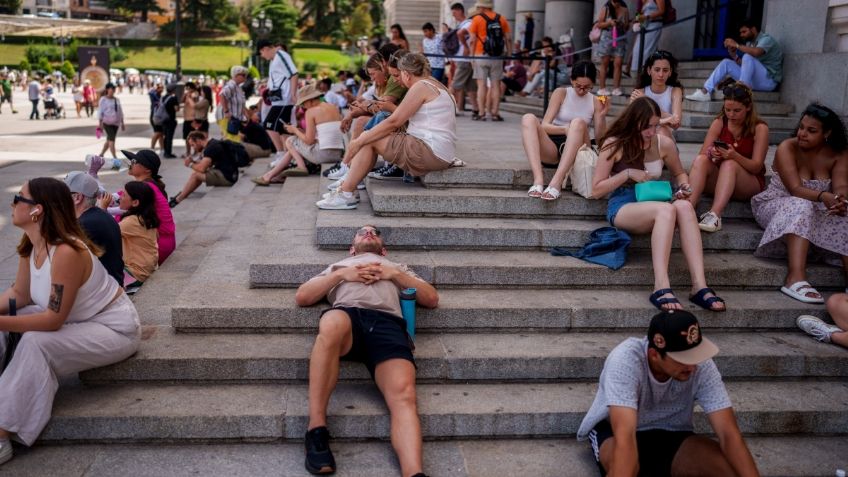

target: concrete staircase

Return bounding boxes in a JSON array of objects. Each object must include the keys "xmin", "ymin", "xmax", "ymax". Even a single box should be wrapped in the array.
[
  {"xmin": 500, "ymin": 60, "xmax": 797, "ymax": 145},
  {"xmin": 9, "ymin": 117, "xmax": 848, "ymax": 475}
]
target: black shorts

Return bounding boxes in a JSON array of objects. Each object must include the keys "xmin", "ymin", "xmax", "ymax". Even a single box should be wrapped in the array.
[
  {"xmin": 323, "ymin": 306, "xmax": 415, "ymax": 379},
  {"xmin": 588, "ymin": 419, "xmax": 694, "ymax": 477},
  {"xmin": 263, "ymin": 105, "xmax": 294, "ymax": 134},
  {"xmin": 150, "ymin": 116, "xmax": 163, "ymax": 133},
  {"xmin": 103, "ymin": 124, "xmax": 118, "ymax": 141}
]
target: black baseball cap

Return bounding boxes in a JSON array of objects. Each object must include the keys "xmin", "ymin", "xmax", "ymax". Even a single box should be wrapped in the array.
[
  {"xmin": 647, "ymin": 310, "xmax": 718, "ymax": 365},
  {"xmin": 256, "ymin": 39, "xmax": 274, "ymax": 54},
  {"xmin": 122, "ymin": 149, "xmax": 161, "ymax": 176}
]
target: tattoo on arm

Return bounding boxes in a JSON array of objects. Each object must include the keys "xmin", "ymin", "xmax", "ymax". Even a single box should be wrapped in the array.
[{"xmin": 48, "ymin": 283, "xmax": 64, "ymax": 313}]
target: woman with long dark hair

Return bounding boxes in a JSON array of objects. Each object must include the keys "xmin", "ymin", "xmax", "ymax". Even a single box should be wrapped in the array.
[
  {"xmin": 591, "ymin": 97, "xmax": 726, "ymax": 312},
  {"xmin": 119, "ymin": 181, "xmax": 160, "ymax": 287},
  {"xmin": 390, "ymin": 23, "xmax": 410, "ymax": 51},
  {"xmin": 751, "ymin": 103, "xmax": 848, "ymax": 304},
  {"xmin": 688, "ymin": 82, "xmax": 769, "ymax": 232},
  {"xmin": 629, "ymin": 50, "xmax": 683, "ymax": 139},
  {"xmin": 0, "ymin": 178, "xmax": 139, "ymax": 464}
]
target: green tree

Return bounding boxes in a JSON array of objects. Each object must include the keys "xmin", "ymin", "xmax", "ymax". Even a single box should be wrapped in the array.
[
  {"xmin": 36, "ymin": 56, "xmax": 53, "ymax": 74},
  {"xmin": 343, "ymin": 3, "xmax": 372, "ymax": 41},
  {"xmin": 104, "ymin": 0, "xmax": 162, "ymax": 22},
  {"xmin": 182, "ymin": 0, "xmax": 239, "ymax": 33},
  {"xmin": 60, "ymin": 60, "xmax": 76, "ymax": 79},
  {"xmin": 19, "ymin": 59, "xmax": 31, "ymax": 73}
]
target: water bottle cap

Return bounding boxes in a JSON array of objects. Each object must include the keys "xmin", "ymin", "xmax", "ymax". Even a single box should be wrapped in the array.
[{"xmin": 400, "ymin": 287, "xmax": 417, "ymax": 299}]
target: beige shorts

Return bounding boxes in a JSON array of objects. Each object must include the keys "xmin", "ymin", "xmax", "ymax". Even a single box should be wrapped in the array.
[
  {"xmin": 472, "ymin": 58, "xmax": 504, "ymax": 81},
  {"xmin": 242, "ymin": 142, "xmax": 272, "ymax": 159},
  {"xmin": 451, "ymin": 62, "xmax": 477, "ymax": 92},
  {"xmin": 205, "ymin": 168, "xmax": 234, "ymax": 186},
  {"xmin": 382, "ymin": 132, "xmax": 452, "ymax": 177},
  {"xmin": 290, "ymin": 136, "xmax": 343, "ymax": 164}
]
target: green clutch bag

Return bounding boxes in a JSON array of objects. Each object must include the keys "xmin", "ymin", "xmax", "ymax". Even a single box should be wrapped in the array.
[{"xmin": 635, "ymin": 181, "xmax": 673, "ymax": 202}]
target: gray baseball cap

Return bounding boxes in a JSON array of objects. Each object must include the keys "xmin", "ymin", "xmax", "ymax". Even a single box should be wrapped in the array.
[{"xmin": 64, "ymin": 171, "xmax": 100, "ymax": 198}]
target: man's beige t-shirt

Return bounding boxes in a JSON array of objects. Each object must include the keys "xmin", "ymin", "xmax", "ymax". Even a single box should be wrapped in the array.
[{"xmin": 317, "ymin": 252, "xmax": 420, "ymax": 318}]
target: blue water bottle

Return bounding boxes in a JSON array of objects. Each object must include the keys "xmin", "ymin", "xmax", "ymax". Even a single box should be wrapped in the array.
[{"xmin": 400, "ymin": 288, "xmax": 417, "ymax": 339}]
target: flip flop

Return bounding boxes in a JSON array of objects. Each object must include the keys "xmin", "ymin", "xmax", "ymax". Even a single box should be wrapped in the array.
[
  {"xmin": 491, "ymin": 114, "xmax": 505, "ymax": 122},
  {"xmin": 251, "ymin": 177, "xmax": 271, "ymax": 186},
  {"xmin": 780, "ymin": 281, "xmax": 825, "ymax": 304},
  {"xmin": 689, "ymin": 287, "xmax": 726, "ymax": 312},
  {"xmin": 528, "ymin": 184, "xmax": 544, "ymax": 198},
  {"xmin": 541, "ymin": 186, "xmax": 561, "ymax": 201},
  {"xmin": 649, "ymin": 288, "xmax": 681, "ymax": 310}
]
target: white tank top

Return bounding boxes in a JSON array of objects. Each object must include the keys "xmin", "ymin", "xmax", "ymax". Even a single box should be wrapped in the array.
[
  {"xmin": 316, "ymin": 121, "xmax": 344, "ymax": 150},
  {"xmin": 406, "ymin": 80, "xmax": 457, "ymax": 162},
  {"xmin": 552, "ymin": 87, "xmax": 594, "ymax": 127},
  {"xmin": 643, "ymin": 85, "xmax": 673, "ymax": 115},
  {"xmin": 644, "ymin": 134, "xmax": 664, "ymax": 178},
  {"xmin": 29, "ymin": 243, "xmax": 121, "ymax": 324}
]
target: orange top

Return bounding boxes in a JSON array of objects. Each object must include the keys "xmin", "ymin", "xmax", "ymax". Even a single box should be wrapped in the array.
[{"xmin": 469, "ymin": 11, "xmax": 511, "ymax": 56}]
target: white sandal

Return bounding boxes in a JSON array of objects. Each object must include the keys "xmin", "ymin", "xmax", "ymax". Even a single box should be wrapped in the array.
[
  {"xmin": 780, "ymin": 281, "xmax": 825, "ymax": 304},
  {"xmin": 527, "ymin": 184, "xmax": 544, "ymax": 198},
  {"xmin": 541, "ymin": 186, "xmax": 561, "ymax": 201}
]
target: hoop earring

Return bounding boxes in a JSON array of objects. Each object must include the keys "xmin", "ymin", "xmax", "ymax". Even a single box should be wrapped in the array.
[{"xmin": 31, "ymin": 214, "xmax": 38, "ymax": 223}]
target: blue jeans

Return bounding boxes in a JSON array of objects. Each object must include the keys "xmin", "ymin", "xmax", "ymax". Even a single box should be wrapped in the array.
[
  {"xmin": 703, "ymin": 56, "xmax": 778, "ymax": 93},
  {"xmin": 30, "ymin": 99, "xmax": 39, "ymax": 119},
  {"xmin": 364, "ymin": 111, "xmax": 390, "ymax": 131},
  {"xmin": 606, "ymin": 186, "xmax": 637, "ymax": 226}
]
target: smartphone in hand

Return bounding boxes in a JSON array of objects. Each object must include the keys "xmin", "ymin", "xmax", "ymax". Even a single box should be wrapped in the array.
[{"xmin": 713, "ymin": 140, "xmax": 730, "ymax": 150}]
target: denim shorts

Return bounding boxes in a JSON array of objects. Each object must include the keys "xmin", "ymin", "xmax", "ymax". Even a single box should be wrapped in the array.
[{"xmin": 606, "ymin": 185, "xmax": 636, "ymax": 226}]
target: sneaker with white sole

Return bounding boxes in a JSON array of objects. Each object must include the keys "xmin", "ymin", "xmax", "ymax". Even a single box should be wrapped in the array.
[
  {"xmin": 686, "ymin": 89, "xmax": 712, "ymax": 102},
  {"xmin": 0, "ymin": 438, "xmax": 12, "ymax": 466},
  {"xmin": 268, "ymin": 151, "xmax": 284, "ymax": 169},
  {"xmin": 371, "ymin": 164, "xmax": 405, "ymax": 180},
  {"xmin": 322, "ymin": 162, "xmax": 341, "ymax": 177},
  {"xmin": 326, "ymin": 162, "xmax": 349, "ymax": 179},
  {"xmin": 698, "ymin": 211, "xmax": 722, "ymax": 232},
  {"xmin": 796, "ymin": 315, "xmax": 843, "ymax": 343},
  {"xmin": 327, "ymin": 177, "xmax": 365, "ymax": 190},
  {"xmin": 611, "ymin": 88, "xmax": 623, "ymax": 96},
  {"xmin": 323, "ymin": 189, "xmax": 360, "ymax": 202},
  {"xmin": 367, "ymin": 163, "xmax": 392, "ymax": 178},
  {"xmin": 317, "ymin": 190, "xmax": 358, "ymax": 209},
  {"xmin": 597, "ymin": 88, "xmax": 609, "ymax": 95}
]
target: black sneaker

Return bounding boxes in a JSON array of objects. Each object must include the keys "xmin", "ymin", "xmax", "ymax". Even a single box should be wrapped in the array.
[
  {"xmin": 322, "ymin": 162, "xmax": 341, "ymax": 177},
  {"xmin": 168, "ymin": 196, "xmax": 180, "ymax": 208},
  {"xmin": 367, "ymin": 163, "xmax": 391, "ymax": 178},
  {"xmin": 371, "ymin": 164, "xmax": 405, "ymax": 181},
  {"xmin": 304, "ymin": 426, "xmax": 336, "ymax": 475}
]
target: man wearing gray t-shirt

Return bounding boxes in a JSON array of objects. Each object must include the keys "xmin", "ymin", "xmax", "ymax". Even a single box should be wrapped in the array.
[
  {"xmin": 577, "ymin": 310, "xmax": 759, "ymax": 476},
  {"xmin": 296, "ymin": 225, "xmax": 438, "ymax": 477}
]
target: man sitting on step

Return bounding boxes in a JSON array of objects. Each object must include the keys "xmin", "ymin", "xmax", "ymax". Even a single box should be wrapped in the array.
[
  {"xmin": 295, "ymin": 225, "xmax": 438, "ymax": 476},
  {"xmin": 168, "ymin": 131, "xmax": 244, "ymax": 208},
  {"xmin": 686, "ymin": 18, "xmax": 782, "ymax": 102},
  {"xmin": 577, "ymin": 310, "xmax": 760, "ymax": 477}
]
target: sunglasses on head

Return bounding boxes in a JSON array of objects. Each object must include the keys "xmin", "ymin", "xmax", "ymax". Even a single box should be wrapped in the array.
[
  {"xmin": 650, "ymin": 50, "xmax": 673, "ymax": 60},
  {"xmin": 355, "ymin": 227, "xmax": 381, "ymax": 237},
  {"xmin": 13, "ymin": 194, "xmax": 37, "ymax": 206},
  {"xmin": 805, "ymin": 104, "xmax": 832, "ymax": 120},
  {"xmin": 722, "ymin": 83, "xmax": 751, "ymax": 100}
]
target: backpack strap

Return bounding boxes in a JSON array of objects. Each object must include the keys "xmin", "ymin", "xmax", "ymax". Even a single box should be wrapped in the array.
[{"xmin": 272, "ymin": 51, "xmax": 296, "ymax": 90}]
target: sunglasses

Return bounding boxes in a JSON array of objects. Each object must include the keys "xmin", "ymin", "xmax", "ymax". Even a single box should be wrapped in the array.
[
  {"xmin": 722, "ymin": 84, "xmax": 751, "ymax": 100},
  {"xmin": 805, "ymin": 104, "xmax": 832, "ymax": 120},
  {"xmin": 650, "ymin": 50, "xmax": 673, "ymax": 60},
  {"xmin": 355, "ymin": 227, "xmax": 381, "ymax": 237},
  {"xmin": 13, "ymin": 194, "xmax": 37, "ymax": 206}
]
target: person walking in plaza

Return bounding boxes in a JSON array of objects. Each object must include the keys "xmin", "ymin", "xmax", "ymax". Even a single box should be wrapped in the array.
[
  {"xmin": 797, "ymin": 293, "xmax": 848, "ymax": 349},
  {"xmin": 591, "ymin": 97, "xmax": 726, "ymax": 312},
  {"xmin": 217, "ymin": 66, "xmax": 249, "ymax": 144},
  {"xmin": 97, "ymin": 83, "xmax": 125, "ymax": 162},
  {"xmin": 448, "ymin": 2, "xmax": 479, "ymax": 117},
  {"xmin": 687, "ymin": 82, "xmax": 769, "ymax": 233},
  {"xmin": 121, "ymin": 149, "xmax": 177, "ymax": 265},
  {"xmin": 148, "ymin": 83, "xmax": 165, "ymax": 152},
  {"xmin": 193, "ymin": 85, "xmax": 213, "ymax": 134},
  {"xmin": 181, "ymin": 82, "xmax": 198, "ymax": 141},
  {"xmin": 295, "ymin": 225, "xmax": 438, "ymax": 476},
  {"xmin": 522, "ymin": 61, "xmax": 609, "ymax": 200},
  {"xmin": 82, "ymin": 79, "xmax": 96, "ymax": 118},
  {"xmin": 595, "ymin": 0, "xmax": 630, "ymax": 97},
  {"xmin": 750, "ymin": 103, "xmax": 848, "ymax": 304},
  {"xmin": 630, "ymin": 0, "xmax": 667, "ymax": 74},
  {"xmin": 257, "ymin": 40, "xmax": 299, "ymax": 156},
  {"xmin": 160, "ymin": 83, "xmax": 180, "ymax": 159},
  {"xmin": 577, "ymin": 310, "xmax": 760, "ymax": 477},
  {"xmin": 0, "ymin": 72, "xmax": 17, "ymax": 114},
  {"xmin": 687, "ymin": 18, "xmax": 783, "ymax": 102},
  {"xmin": 27, "ymin": 76, "xmax": 41, "ymax": 120},
  {"xmin": 629, "ymin": 50, "xmax": 683, "ymax": 140},
  {"xmin": 71, "ymin": 80, "xmax": 84, "ymax": 118},
  {"xmin": 420, "ymin": 22, "xmax": 446, "ymax": 83},
  {"xmin": 468, "ymin": 0, "xmax": 512, "ymax": 121},
  {"xmin": 317, "ymin": 53, "xmax": 457, "ymax": 210},
  {"xmin": 0, "ymin": 178, "xmax": 140, "ymax": 465}
]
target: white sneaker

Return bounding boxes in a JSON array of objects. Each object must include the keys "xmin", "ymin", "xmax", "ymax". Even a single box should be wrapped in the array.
[
  {"xmin": 316, "ymin": 190, "xmax": 358, "ymax": 210},
  {"xmin": 597, "ymin": 88, "xmax": 609, "ymax": 95},
  {"xmin": 327, "ymin": 177, "xmax": 365, "ymax": 190},
  {"xmin": 686, "ymin": 89, "xmax": 712, "ymax": 102},
  {"xmin": 323, "ymin": 189, "xmax": 360, "ymax": 202},
  {"xmin": 268, "ymin": 152, "xmax": 284, "ymax": 169},
  {"xmin": 611, "ymin": 88, "xmax": 623, "ymax": 96},
  {"xmin": 0, "ymin": 438, "xmax": 12, "ymax": 465},
  {"xmin": 797, "ymin": 315, "xmax": 843, "ymax": 343},
  {"xmin": 698, "ymin": 211, "xmax": 722, "ymax": 233},
  {"xmin": 327, "ymin": 162, "xmax": 349, "ymax": 180}
]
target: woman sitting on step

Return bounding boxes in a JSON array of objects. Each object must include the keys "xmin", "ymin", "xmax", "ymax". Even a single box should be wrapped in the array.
[
  {"xmin": 0, "ymin": 178, "xmax": 140, "ymax": 465},
  {"xmin": 629, "ymin": 50, "xmax": 684, "ymax": 140},
  {"xmin": 751, "ymin": 103, "xmax": 848, "ymax": 304},
  {"xmin": 591, "ymin": 97, "xmax": 726, "ymax": 312},
  {"xmin": 522, "ymin": 61, "xmax": 609, "ymax": 200},
  {"xmin": 317, "ymin": 53, "xmax": 457, "ymax": 210},
  {"xmin": 252, "ymin": 84, "xmax": 344, "ymax": 186},
  {"xmin": 118, "ymin": 181, "xmax": 160, "ymax": 289},
  {"xmin": 686, "ymin": 82, "xmax": 769, "ymax": 233}
]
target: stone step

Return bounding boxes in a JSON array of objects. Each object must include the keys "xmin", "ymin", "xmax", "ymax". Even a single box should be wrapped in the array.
[
  {"xmin": 367, "ymin": 180, "xmax": 755, "ymax": 219},
  {"xmin": 79, "ymin": 329, "xmax": 848, "ymax": 384},
  {"xmin": 171, "ymin": 287, "xmax": 827, "ymax": 333},
  {"xmin": 605, "ymin": 89, "xmax": 784, "ymax": 104},
  {"xmin": 317, "ymin": 205, "xmax": 765, "ymax": 251},
  {"xmin": 499, "ymin": 101, "xmax": 543, "ymax": 117},
  {"xmin": 6, "ymin": 437, "xmax": 848, "ymax": 476},
  {"xmin": 677, "ymin": 60, "xmax": 721, "ymax": 70},
  {"xmin": 680, "ymin": 113, "xmax": 798, "ymax": 130},
  {"xmin": 684, "ymin": 99, "xmax": 794, "ymax": 115},
  {"xmin": 676, "ymin": 67, "xmax": 721, "ymax": 78},
  {"xmin": 673, "ymin": 126, "xmax": 791, "ymax": 145},
  {"xmin": 249, "ymin": 247, "xmax": 844, "ymax": 290},
  {"xmin": 42, "ymin": 381, "xmax": 848, "ymax": 442}
]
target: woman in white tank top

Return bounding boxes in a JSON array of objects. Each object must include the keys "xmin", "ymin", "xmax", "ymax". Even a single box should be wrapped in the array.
[
  {"xmin": 629, "ymin": 50, "xmax": 683, "ymax": 140},
  {"xmin": 522, "ymin": 61, "xmax": 609, "ymax": 200},
  {"xmin": 0, "ymin": 178, "xmax": 140, "ymax": 460}
]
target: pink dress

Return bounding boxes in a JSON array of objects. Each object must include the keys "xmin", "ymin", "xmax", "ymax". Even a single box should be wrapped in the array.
[
  {"xmin": 751, "ymin": 174, "xmax": 848, "ymax": 266},
  {"xmin": 147, "ymin": 181, "xmax": 176, "ymax": 264}
]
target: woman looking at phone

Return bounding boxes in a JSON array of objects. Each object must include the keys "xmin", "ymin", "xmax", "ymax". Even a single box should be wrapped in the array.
[{"xmin": 686, "ymin": 82, "xmax": 769, "ymax": 232}]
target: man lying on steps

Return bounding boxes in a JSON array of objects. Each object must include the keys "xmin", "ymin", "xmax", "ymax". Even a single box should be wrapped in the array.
[{"xmin": 295, "ymin": 225, "xmax": 438, "ymax": 476}]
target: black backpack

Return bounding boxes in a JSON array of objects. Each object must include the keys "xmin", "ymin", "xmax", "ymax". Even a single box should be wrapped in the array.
[
  {"xmin": 442, "ymin": 28, "xmax": 461, "ymax": 56},
  {"xmin": 481, "ymin": 13, "xmax": 505, "ymax": 57},
  {"xmin": 222, "ymin": 140, "xmax": 251, "ymax": 168}
]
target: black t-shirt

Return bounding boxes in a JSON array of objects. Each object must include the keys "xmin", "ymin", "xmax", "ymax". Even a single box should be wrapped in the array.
[
  {"xmin": 79, "ymin": 207, "xmax": 124, "ymax": 287},
  {"xmin": 164, "ymin": 94, "xmax": 178, "ymax": 121},
  {"xmin": 241, "ymin": 121, "xmax": 276, "ymax": 152},
  {"xmin": 203, "ymin": 139, "xmax": 239, "ymax": 183}
]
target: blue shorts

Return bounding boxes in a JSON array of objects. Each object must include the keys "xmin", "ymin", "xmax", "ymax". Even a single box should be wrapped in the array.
[
  {"xmin": 364, "ymin": 111, "xmax": 390, "ymax": 131},
  {"xmin": 606, "ymin": 185, "xmax": 636, "ymax": 226}
]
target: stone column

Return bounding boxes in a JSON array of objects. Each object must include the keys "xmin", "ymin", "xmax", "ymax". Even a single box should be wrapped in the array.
[
  {"xmin": 516, "ymin": 0, "xmax": 546, "ymax": 49},
  {"xmin": 544, "ymin": 0, "xmax": 594, "ymax": 55},
  {"xmin": 494, "ymin": 0, "xmax": 518, "ymax": 44}
]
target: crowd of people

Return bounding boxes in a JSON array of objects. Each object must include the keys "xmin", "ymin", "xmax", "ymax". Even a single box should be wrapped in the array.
[{"xmin": 1, "ymin": 2, "xmax": 847, "ymax": 475}]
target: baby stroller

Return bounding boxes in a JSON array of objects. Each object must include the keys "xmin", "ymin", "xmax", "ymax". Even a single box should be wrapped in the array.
[{"xmin": 43, "ymin": 97, "xmax": 66, "ymax": 119}]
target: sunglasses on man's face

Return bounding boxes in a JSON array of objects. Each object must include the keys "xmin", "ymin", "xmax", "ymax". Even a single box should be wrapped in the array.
[
  {"xmin": 13, "ymin": 194, "xmax": 37, "ymax": 206},
  {"xmin": 356, "ymin": 228, "xmax": 381, "ymax": 237}
]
